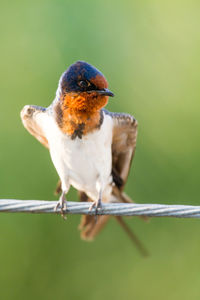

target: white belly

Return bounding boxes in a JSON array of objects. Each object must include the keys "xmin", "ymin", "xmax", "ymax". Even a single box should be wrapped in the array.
[{"xmin": 41, "ymin": 113, "xmax": 113, "ymax": 201}]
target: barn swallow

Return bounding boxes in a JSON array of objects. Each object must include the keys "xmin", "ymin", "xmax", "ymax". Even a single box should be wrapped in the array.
[{"xmin": 20, "ymin": 61, "xmax": 148, "ymax": 255}]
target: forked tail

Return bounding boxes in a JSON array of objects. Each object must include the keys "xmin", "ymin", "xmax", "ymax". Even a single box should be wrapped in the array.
[
  {"xmin": 79, "ymin": 191, "xmax": 149, "ymax": 257},
  {"xmin": 115, "ymin": 216, "xmax": 148, "ymax": 256}
]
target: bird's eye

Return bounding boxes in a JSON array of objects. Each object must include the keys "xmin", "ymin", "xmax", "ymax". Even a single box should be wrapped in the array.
[{"xmin": 78, "ymin": 80, "xmax": 91, "ymax": 88}]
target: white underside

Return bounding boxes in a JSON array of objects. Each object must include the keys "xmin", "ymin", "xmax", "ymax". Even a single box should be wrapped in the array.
[{"xmin": 36, "ymin": 111, "xmax": 114, "ymax": 201}]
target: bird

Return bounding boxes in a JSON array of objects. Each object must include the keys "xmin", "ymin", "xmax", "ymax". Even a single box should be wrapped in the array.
[{"xmin": 20, "ymin": 61, "xmax": 148, "ymax": 256}]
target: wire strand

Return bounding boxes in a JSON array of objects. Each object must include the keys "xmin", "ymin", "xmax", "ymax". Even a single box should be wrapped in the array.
[{"xmin": 0, "ymin": 199, "xmax": 200, "ymax": 218}]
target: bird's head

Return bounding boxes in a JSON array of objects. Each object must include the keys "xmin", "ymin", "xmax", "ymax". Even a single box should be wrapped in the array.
[{"xmin": 58, "ymin": 61, "xmax": 114, "ymax": 112}]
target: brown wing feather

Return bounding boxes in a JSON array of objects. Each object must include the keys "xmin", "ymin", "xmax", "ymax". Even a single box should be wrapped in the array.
[
  {"xmin": 20, "ymin": 105, "xmax": 49, "ymax": 149},
  {"xmin": 104, "ymin": 110, "xmax": 138, "ymax": 190}
]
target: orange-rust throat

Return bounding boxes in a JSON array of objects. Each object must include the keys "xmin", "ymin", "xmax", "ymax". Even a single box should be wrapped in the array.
[{"xmin": 55, "ymin": 92, "xmax": 108, "ymax": 139}]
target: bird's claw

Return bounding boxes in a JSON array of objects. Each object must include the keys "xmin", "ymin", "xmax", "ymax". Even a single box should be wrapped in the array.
[
  {"xmin": 54, "ymin": 197, "xmax": 67, "ymax": 220},
  {"xmin": 89, "ymin": 199, "xmax": 102, "ymax": 222}
]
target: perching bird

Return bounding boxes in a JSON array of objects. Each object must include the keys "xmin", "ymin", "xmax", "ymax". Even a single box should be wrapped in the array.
[{"xmin": 21, "ymin": 61, "xmax": 147, "ymax": 255}]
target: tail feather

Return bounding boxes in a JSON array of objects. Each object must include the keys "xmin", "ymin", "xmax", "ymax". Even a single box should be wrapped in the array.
[
  {"xmin": 56, "ymin": 187, "xmax": 148, "ymax": 255},
  {"xmin": 115, "ymin": 216, "xmax": 149, "ymax": 257},
  {"xmin": 79, "ymin": 215, "xmax": 110, "ymax": 241},
  {"xmin": 78, "ymin": 191, "xmax": 111, "ymax": 241}
]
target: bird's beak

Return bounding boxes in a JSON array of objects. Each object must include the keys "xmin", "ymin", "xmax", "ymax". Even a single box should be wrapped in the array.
[{"xmin": 96, "ymin": 88, "xmax": 114, "ymax": 97}]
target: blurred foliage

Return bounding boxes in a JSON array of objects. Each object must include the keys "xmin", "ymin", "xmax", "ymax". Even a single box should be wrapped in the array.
[{"xmin": 1, "ymin": 0, "xmax": 200, "ymax": 299}]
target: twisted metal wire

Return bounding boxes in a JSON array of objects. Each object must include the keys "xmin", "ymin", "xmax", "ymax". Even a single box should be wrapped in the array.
[{"xmin": 0, "ymin": 199, "xmax": 200, "ymax": 218}]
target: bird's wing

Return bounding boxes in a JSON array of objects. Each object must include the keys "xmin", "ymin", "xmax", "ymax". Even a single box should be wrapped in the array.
[
  {"xmin": 103, "ymin": 109, "xmax": 138, "ymax": 190},
  {"xmin": 20, "ymin": 105, "xmax": 49, "ymax": 149}
]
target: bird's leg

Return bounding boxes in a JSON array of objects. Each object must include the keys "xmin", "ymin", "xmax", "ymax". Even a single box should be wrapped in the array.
[
  {"xmin": 54, "ymin": 183, "xmax": 69, "ymax": 219},
  {"xmin": 89, "ymin": 196, "xmax": 102, "ymax": 212},
  {"xmin": 89, "ymin": 188, "xmax": 103, "ymax": 222}
]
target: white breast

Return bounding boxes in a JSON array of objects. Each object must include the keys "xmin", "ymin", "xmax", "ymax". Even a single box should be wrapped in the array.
[{"xmin": 37, "ymin": 111, "xmax": 114, "ymax": 201}]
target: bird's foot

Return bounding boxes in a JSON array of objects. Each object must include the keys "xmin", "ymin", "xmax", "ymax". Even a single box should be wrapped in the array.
[
  {"xmin": 89, "ymin": 198, "xmax": 102, "ymax": 222},
  {"xmin": 54, "ymin": 192, "xmax": 67, "ymax": 220}
]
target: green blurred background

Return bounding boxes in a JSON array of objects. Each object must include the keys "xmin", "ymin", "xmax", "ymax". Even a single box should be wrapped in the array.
[{"xmin": 1, "ymin": 0, "xmax": 200, "ymax": 299}]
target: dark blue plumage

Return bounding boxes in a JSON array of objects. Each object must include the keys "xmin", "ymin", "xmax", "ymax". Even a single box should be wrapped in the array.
[{"xmin": 60, "ymin": 61, "xmax": 104, "ymax": 93}]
